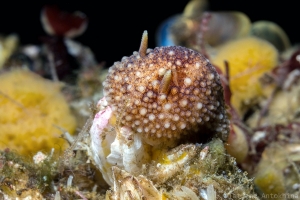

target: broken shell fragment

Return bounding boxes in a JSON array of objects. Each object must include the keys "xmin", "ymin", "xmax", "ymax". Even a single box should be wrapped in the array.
[
  {"xmin": 89, "ymin": 97, "xmax": 115, "ymax": 185},
  {"xmin": 105, "ymin": 166, "xmax": 161, "ymax": 200},
  {"xmin": 89, "ymin": 98, "xmax": 152, "ymax": 186},
  {"xmin": 89, "ymin": 99, "xmax": 152, "ymax": 186},
  {"xmin": 106, "ymin": 126, "xmax": 151, "ymax": 177}
]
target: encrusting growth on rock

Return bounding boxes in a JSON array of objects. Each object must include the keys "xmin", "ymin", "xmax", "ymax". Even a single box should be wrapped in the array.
[{"xmin": 103, "ymin": 30, "xmax": 229, "ymax": 146}]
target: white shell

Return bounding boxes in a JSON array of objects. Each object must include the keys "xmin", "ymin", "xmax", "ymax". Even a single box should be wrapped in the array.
[
  {"xmin": 106, "ymin": 166, "xmax": 161, "ymax": 200},
  {"xmin": 107, "ymin": 127, "xmax": 150, "ymax": 175},
  {"xmin": 89, "ymin": 99, "xmax": 116, "ymax": 185},
  {"xmin": 89, "ymin": 98, "xmax": 150, "ymax": 186}
]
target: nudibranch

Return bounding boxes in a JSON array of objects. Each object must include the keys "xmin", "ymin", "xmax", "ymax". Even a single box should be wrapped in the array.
[{"xmin": 102, "ymin": 30, "xmax": 229, "ymax": 145}]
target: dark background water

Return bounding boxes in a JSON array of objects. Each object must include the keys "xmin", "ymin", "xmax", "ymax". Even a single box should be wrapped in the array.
[{"xmin": 0, "ymin": 1, "xmax": 298, "ymax": 68}]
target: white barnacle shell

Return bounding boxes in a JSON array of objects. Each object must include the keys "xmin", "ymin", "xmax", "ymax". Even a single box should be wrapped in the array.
[
  {"xmin": 106, "ymin": 127, "xmax": 150, "ymax": 176},
  {"xmin": 169, "ymin": 186, "xmax": 199, "ymax": 200},
  {"xmin": 106, "ymin": 166, "xmax": 162, "ymax": 199},
  {"xmin": 89, "ymin": 99, "xmax": 116, "ymax": 185},
  {"xmin": 200, "ymin": 185, "xmax": 217, "ymax": 200},
  {"xmin": 89, "ymin": 98, "xmax": 151, "ymax": 186}
]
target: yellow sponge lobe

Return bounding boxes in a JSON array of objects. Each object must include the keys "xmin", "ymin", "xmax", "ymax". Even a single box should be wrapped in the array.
[
  {"xmin": 0, "ymin": 69, "xmax": 76, "ymax": 155},
  {"xmin": 211, "ymin": 36, "xmax": 278, "ymax": 115}
]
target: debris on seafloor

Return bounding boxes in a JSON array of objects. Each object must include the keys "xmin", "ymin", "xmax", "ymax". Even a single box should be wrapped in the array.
[
  {"xmin": 105, "ymin": 139, "xmax": 258, "ymax": 200},
  {"xmin": 1, "ymin": 0, "xmax": 300, "ymax": 199},
  {"xmin": 254, "ymin": 141, "xmax": 300, "ymax": 199}
]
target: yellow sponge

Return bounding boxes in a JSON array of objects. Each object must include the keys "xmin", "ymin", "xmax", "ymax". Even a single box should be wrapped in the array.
[
  {"xmin": 0, "ymin": 69, "xmax": 76, "ymax": 155},
  {"xmin": 211, "ymin": 36, "xmax": 278, "ymax": 115}
]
